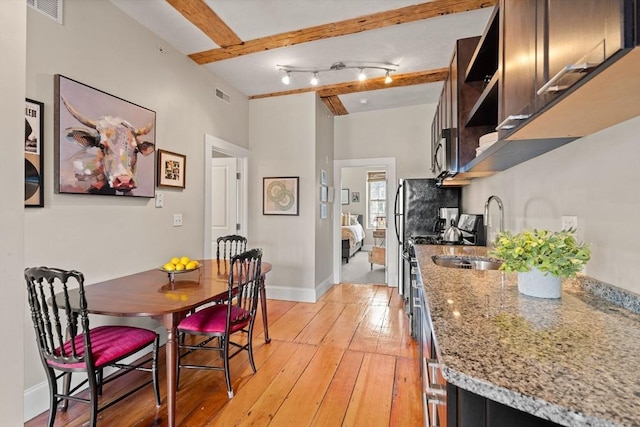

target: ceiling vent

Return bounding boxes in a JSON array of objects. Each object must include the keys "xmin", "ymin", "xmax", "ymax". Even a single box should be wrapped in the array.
[
  {"xmin": 27, "ymin": 0, "xmax": 63, "ymax": 24},
  {"xmin": 215, "ymin": 88, "xmax": 230, "ymax": 104}
]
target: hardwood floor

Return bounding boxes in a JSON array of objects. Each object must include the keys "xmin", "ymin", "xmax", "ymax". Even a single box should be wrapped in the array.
[{"xmin": 25, "ymin": 283, "xmax": 423, "ymax": 426}]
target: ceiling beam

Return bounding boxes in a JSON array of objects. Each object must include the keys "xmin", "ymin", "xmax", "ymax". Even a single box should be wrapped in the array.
[
  {"xmin": 185, "ymin": 0, "xmax": 496, "ymax": 64},
  {"xmin": 166, "ymin": 0, "xmax": 242, "ymax": 48},
  {"xmin": 250, "ymin": 68, "xmax": 449, "ymax": 100},
  {"xmin": 321, "ymin": 95, "xmax": 349, "ymax": 116}
]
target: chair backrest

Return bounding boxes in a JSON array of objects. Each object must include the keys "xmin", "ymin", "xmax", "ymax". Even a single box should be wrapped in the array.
[
  {"xmin": 24, "ymin": 266, "xmax": 95, "ymax": 370},
  {"xmin": 226, "ymin": 248, "xmax": 262, "ymax": 328},
  {"xmin": 216, "ymin": 235, "xmax": 248, "ymax": 261}
]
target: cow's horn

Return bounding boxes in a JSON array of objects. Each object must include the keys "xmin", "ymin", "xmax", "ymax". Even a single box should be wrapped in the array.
[{"xmin": 61, "ymin": 94, "xmax": 97, "ymax": 129}]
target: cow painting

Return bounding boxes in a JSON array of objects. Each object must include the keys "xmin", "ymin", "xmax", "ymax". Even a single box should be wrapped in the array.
[{"xmin": 58, "ymin": 95, "xmax": 155, "ymax": 195}]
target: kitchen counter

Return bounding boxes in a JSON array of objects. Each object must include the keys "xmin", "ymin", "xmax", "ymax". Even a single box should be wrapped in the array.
[{"xmin": 414, "ymin": 244, "xmax": 640, "ymax": 427}]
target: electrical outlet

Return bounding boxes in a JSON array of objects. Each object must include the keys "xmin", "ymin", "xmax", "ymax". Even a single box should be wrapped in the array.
[
  {"xmin": 561, "ymin": 215, "xmax": 577, "ymax": 232},
  {"xmin": 155, "ymin": 192, "xmax": 164, "ymax": 208},
  {"xmin": 173, "ymin": 214, "xmax": 183, "ymax": 227}
]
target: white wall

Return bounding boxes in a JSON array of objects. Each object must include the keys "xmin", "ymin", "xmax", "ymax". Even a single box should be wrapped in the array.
[
  {"xmin": 314, "ymin": 96, "xmax": 335, "ymax": 287},
  {"xmin": 463, "ymin": 116, "xmax": 640, "ymax": 294},
  {"xmin": 249, "ymin": 93, "xmax": 317, "ymax": 301},
  {"xmin": 335, "ymin": 103, "xmax": 436, "ymax": 179},
  {"xmin": 20, "ymin": 0, "xmax": 249, "ymax": 418},
  {"xmin": 0, "ymin": 1, "xmax": 26, "ymax": 425}
]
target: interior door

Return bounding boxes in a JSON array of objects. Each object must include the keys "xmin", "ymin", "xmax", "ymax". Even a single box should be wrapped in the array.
[{"xmin": 210, "ymin": 157, "xmax": 239, "ymax": 256}]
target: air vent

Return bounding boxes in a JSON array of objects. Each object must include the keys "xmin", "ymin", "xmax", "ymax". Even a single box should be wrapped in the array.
[
  {"xmin": 215, "ymin": 88, "xmax": 230, "ymax": 104},
  {"xmin": 27, "ymin": 0, "xmax": 63, "ymax": 24}
]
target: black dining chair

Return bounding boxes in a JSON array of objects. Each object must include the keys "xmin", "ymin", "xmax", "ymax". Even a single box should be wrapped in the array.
[
  {"xmin": 216, "ymin": 234, "xmax": 247, "ymax": 265},
  {"xmin": 24, "ymin": 266, "xmax": 161, "ymax": 427},
  {"xmin": 177, "ymin": 248, "xmax": 262, "ymax": 398}
]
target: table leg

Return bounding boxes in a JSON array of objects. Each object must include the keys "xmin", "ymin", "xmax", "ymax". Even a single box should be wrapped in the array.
[
  {"xmin": 161, "ymin": 314, "xmax": 179, "ymax": 427},
  {"xmin": 260, "ymin": 275, "xmax": 270, "ymax": 343}
]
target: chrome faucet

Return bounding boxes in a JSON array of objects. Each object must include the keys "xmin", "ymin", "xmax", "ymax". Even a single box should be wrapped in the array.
[{"xmin": 484, "ymin": 195, "xmax": 504, "ymax": 233}]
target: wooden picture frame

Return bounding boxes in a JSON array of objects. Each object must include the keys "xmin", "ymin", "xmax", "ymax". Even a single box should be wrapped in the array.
[
  {"xmin": 157, "ymin": 149, "xmax": 186, "ymax": 189},
  {"xmin": 54, "ymin": 74, "xmax": 156, "ymax": 197},
  {"xmin": 263, "ymin": 176, "xmax": 299, "ymax": 215},
  {"xmin": 25, "ymin": 98, "xmax": 44, "ymax": 207}
]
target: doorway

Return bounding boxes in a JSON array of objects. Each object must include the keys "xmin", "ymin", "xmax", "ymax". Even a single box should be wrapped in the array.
[
  {"xmin": 333, "ymin": 158, "xmax": 397, "ymax": 288},
  {"xmin": 203, "ymin": 134, "xmax": 249, "ymax": 258}
]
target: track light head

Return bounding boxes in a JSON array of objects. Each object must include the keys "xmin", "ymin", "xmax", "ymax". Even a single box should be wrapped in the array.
[
  {"xmin": 281, "ymin": 71, "xmax": 291, "ymax": 85},
  {"xmin": 358, "ymin": 68, "xmax": 367, "ymax": 81},
  {"xmin": 310, "ymin": 72, "xmax": 318, "ymax": 86},
  {"xmin": 385, "ymin": 70, "xmax": 393, "ymax": 84}
]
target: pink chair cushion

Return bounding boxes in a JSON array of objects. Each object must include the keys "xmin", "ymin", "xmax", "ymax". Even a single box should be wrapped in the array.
[
  {"xmin": 48, "ymin": 326, "xmax": 157, "ymax": 369},
  {"xmin": 178, "ymin": 304, "xmax": 249, "ymax": 334}
]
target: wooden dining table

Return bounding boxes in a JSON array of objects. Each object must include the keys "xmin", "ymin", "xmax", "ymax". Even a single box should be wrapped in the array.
[{"xmin": 62, "ymin": 259, "xmax": 272, "ymax": 427}]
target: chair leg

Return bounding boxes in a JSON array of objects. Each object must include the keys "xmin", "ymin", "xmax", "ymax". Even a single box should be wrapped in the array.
[
  {"xmin": 247, "ymin": 327, "xmax": 257, "ymax": 374},
  {"xmin": 60, "ymin": 371, "xmax": 72, "ymax": 411},
  {"xmin": 152, "ymin": 335, "xmax": 161, "ymax": 406},
  {"xmin": 222, "ymin": 337, "xmax": 233, "ymax": 398},
  {"xmin": 87, "ymin": 372, "xmax": 99, "ymax": 427},
  {"xmin": 45, "ymin": 368, "xmax": 58, "ymax": 427}
]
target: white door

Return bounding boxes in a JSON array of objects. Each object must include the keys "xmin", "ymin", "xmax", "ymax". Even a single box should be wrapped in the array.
[{"xmin": 209, "ymin": 157, "xmax": 239, "ymax": 256}]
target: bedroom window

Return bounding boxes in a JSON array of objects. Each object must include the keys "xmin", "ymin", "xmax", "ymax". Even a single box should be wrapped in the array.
[{"xmin": 367, "ymin": 171, "xmax": 386, "ymax": 229}]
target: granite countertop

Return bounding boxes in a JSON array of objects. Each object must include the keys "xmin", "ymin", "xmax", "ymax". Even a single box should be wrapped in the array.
[{"xmin": 413, "ymin": 244, "xmax": 640, "ymax": 427}]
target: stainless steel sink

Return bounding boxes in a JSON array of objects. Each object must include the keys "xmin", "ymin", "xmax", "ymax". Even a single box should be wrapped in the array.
[{"xmin": 431, "ymin": 255, "xmax": 503, "ymax": 270}]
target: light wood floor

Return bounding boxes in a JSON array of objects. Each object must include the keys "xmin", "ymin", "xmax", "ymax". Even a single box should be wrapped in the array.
[{"xmin": 26, "ymin": 283, "xmax": 423, "ymax": 426}]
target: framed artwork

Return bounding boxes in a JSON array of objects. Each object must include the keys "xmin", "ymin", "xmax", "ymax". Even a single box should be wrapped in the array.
[
  {"xmin": 320, "ymin": 203, "xmax": 327, "ymax": 219},
  {"xmin": 54, "ymin": 74, "xmax": 156, "ymax": 198},
  {"xmin": 351, "ymin": 191, "xmax": 360, "ymax": 203},
  {"xmin": 328, "ymin": 186, "xmax": 335, "ymax": 203},
  {"xmin": 341, "ymin": 188, "xmax": 349, "ymax": 205},
  {"xmin": 321, "ymin": 169, "xmax": 328, "ymax": 186},
  {"xmin": 263, "ymin": 176, "xmax": 299, "ymax": 215},
  {"xmin": 320, "ymin": 186, "xmax": 327, "ymax": 202},
  {"xmin": 157, "ymin": 149, "xmax": 186, "ymax": 189},
  {"xmin": 25, "ymin": 98, "xmax": 44, "ymax": 207}
]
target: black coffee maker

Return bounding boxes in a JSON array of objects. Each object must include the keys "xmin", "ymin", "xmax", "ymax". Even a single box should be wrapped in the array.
[{"xmin": 457, "ymin": 214, "xmax": 486, "ymax": 246}]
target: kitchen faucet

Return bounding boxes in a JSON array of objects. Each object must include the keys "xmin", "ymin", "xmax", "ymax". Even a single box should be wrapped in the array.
[{"xmin": 484, "ymin": 195, "xmax": 504, "ymax": 233}]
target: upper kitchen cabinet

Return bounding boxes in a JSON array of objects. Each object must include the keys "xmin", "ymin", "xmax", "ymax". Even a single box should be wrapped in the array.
[{"xmin": 501, "ymin": 0, "xmax": 639, "ymax": 140}]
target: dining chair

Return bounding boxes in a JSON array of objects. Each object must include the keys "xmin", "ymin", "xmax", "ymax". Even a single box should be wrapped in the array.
[
  {"xmin": 216, "ymin": 234, "xmax": 248, "ymax": 264},
  {"xmin": 24, "ymin": 266, "xmax": 161, "ymax": 427},
  {"xmin": 177, "ymin": 248, "xmax": 262, "ymax": 398}
]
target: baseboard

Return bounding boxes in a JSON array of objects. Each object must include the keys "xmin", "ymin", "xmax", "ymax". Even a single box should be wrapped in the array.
[
  {"xmin": 264, "ymin": 275, "xmax": 336, "ymax": 303},
  {"xmin": 24, "ymin": 324, "xmax": 166, "ymax": 423}
]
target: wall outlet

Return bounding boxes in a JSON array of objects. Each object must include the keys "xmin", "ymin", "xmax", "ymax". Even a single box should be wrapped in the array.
[
  {"xmin": 561, "ymin": 215, "xmax": 577, "ymax": 232},
  {"xmin": 155, "ymin": 192, "xmax": 164, "ymax": 208},
  {"xmin": 173, "ymin": 213, "xmax": 183, "ymax": 227}
]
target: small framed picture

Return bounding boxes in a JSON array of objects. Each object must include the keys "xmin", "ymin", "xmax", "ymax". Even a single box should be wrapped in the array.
[
  {"xmin": 320, "ymin": 186, "xmax": 327, "ymax": 202},
  {"xmin": 320, "ymin": 203, "xmax": 327, "ymax": 219},
  {"xmin": 263, "ymin": 176, "xmax": 299, "ymax": 215},
  {"xmin": 321, "ymin": 169, "xmax": 328, "ymax": 186},
  {"xmin": 351, "ymin": 191, "xmax": 360, "ymax": 203},
  {"xmin": 341, "ymin": 188, "xmax": 349, "ymax": 205},
  {"xmin": 25, "ymin": 98, "xmax": 44, "ymax": 207},
  {"xmin": 157, "ymin": 149, "xmax": 186, "ymax": 189}
]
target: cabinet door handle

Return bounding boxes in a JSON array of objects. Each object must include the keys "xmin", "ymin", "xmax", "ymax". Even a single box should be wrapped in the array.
[
  {"xmin": 536, "ymin": 62, "xmax": 599, "ymax": 95},
  {"xmin": 427, "ymin": 393, "xmax": 446, "ymax": 427},
  {"xmin": 426, "ymin": 359, "xmax": 447, "ymax": 396},
  {"xmin": 495, "ymin": 114, "xmax": 531, "ymax": 131}
]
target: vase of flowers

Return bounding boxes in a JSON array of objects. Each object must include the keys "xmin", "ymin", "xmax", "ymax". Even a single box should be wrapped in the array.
[{"xmin": 489, "ymin": 229, "xmax": 591, "ymax": 299}]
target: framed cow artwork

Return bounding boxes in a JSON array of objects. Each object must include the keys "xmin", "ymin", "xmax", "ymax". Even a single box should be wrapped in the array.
[
  {"xmin": 54, "ymin": 74, "xmax": 156, "ymax": 198},
  {"xmin": 25, "ymin": 98, "xmax": 44, "ymax": 207}
]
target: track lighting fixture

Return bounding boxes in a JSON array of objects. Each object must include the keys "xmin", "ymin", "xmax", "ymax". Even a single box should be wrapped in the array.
[{"xmin": 277, "ymin": 61, "xmax": 397, "ymax": 87}]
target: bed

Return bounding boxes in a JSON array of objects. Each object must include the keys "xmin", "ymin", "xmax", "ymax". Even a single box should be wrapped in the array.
[{"xmin": 341, "ymin": 214, "xmax": 365, "ymax": 263}]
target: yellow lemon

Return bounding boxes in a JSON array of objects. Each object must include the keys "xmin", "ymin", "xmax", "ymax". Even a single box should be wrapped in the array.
[
  {"xmin": 186, "ymin": 261, "xmax": 197, "ymax": 270},
  {"xmin": 192, "ymin": 260, "xmax": 200, "ymax": 267},
  {"xmin": 171, "ymin": 257, "xmax": 180, "ymax": 265},
  {"xmin": 163, "ymin": 263, "xmax": 176, "ymax": 271},
  {"xmin": 175, "ymin": 263, "xmax": 185, "ymax": 271},
  {"xmin": 180, "ymin": 256, "xmax": 190, "ymax": 265}
]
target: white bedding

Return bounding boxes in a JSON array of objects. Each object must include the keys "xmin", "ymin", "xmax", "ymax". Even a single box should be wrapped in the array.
[{"xmin": 342, "ymin": 223, "xmax": 365, "ymax": 247}]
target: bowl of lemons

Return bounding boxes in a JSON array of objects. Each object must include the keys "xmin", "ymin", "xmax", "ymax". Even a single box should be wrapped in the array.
[{"xmin": 161, "ymin": 256, "xmax": 200, "ymax": 282}]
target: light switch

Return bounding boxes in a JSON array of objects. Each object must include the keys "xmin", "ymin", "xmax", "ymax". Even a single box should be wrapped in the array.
[
  {"xmin": 173, "ymin": 214, "xmax": 183, "ymax": 227},
  {"xmin": 155, "ymin": 192, "xmax": 164, "ymax": 208}
]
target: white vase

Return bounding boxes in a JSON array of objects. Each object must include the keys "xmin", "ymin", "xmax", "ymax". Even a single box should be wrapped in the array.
[{"xmin": 517, "ymin": 267, "xmax": 562, "ymax": 299}]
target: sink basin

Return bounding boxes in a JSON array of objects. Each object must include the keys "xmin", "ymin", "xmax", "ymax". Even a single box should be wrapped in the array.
[{"xmin": 431, "ymin": 255, "xmax": 503, "ymax": 271}]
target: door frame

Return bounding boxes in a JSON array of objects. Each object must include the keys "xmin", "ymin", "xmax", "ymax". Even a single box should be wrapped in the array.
[
  {"xmin": 203, "ymin": 134, "xmax": 250, "ymax": 259},
  {"xmin": 333, "ymin": 157, "xmax": 397, "ymax": 288}
]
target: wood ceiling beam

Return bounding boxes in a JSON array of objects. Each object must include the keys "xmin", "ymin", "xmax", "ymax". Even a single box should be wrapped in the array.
[
  {"xmin": 166, "ymin": 0, "xmax": 242, "ymax": 48},
  {"xmin": 250, "ymin": 68, "xmax": 449, "ymax": 100},
  {"xmin": 321, "ymin": 95, "xmax": 349, "ymax": 116},
  {"xmin": 186, "ymin": 0, "xmax": 496, "ymax": 64}
]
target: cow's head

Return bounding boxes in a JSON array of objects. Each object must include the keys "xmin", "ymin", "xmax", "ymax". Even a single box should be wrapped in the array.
[{"xmin": 61, "ymin": 95, "xmax": 155, "ymax": 193}]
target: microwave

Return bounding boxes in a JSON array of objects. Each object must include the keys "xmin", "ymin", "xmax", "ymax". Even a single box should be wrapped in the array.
[{"xmin": 433, "ymin": 128, "xmax": 459, "ymax": 180}]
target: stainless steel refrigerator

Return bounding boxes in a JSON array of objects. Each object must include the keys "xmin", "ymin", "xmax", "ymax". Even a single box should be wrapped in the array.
[{"xmin": 393, "ymin": 178, "xmax": 461, "ymax": 336}]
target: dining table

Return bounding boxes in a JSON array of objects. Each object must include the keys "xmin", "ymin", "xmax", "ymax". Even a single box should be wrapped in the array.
[{"xmin": 59, "ymin": 258, "xmax": 272, "ymax": 427}]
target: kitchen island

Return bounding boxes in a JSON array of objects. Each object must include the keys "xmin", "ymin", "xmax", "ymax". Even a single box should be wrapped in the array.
[{"xmin": 414, "ymin": 244, "xmax": 640, "ymax": 427}]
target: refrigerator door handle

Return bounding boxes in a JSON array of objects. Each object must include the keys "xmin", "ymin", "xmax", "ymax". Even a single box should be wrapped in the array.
[{"xmin": 394, "ymin": 183, "xmax": 403, "ymax": 246}]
